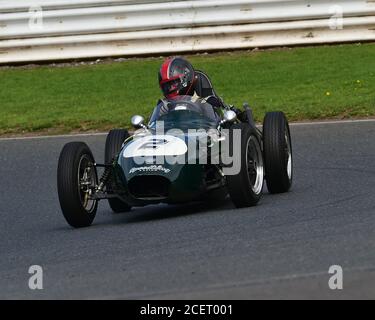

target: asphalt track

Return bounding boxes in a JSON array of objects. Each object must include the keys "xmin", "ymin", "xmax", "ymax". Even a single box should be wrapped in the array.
[{"xmin": 0, "ymin": 120, "xmax": 374, "ymax": 299}]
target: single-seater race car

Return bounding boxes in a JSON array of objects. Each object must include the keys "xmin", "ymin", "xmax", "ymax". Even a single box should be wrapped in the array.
[{"xmin": 57, "ymin": 72, "xmax": 292, "ymax": 228}]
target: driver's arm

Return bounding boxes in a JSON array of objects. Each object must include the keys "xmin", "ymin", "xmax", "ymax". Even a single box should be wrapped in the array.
[{"xmin": 158, "ymin": 99, "xmax": 170, "ymax": 116}]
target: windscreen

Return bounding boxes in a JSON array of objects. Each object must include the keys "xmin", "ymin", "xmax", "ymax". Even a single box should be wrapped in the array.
[{"xmin": 149, "ymin": 96, "xmax": 219, "ymax": 125}]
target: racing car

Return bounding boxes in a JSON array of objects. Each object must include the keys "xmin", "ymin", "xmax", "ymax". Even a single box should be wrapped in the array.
[{"xmin": 57, "ymin": 71, "xmax": 292, "ymax": 228}]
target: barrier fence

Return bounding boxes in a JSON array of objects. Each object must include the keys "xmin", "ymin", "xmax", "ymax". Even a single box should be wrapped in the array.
[{"xmin": 0, "ymin": 0, "xmax": 374, "ymax": 63}]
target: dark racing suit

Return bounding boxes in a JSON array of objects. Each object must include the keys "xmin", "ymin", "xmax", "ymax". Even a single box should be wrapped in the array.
[{"xmin": 157, "ymin": 92, "xmax": 225, "ymax": 118}]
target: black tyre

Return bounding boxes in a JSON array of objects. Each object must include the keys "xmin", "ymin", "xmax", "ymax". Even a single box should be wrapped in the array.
[
  {"xmin": 263, "ymin": 111, "xmax": 293, "ymax": 194},
  {"xmin": 226, "ymin": 123, "xmax": 264, "ymax": 208},
  {"xmin": 105, "ymin": 129, "xmax": 131, "ymax": 213},
  {"xmin": 57, "ymin": 142, "xmax": 98, "ymax": 228}
]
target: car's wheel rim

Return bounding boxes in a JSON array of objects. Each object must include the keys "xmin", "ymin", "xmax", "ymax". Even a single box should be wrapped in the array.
[
  {"xmin": 285, "ymin": 127, "xmax": 292, "ymax": 180},
  {"xmin": 78, "ymin": 155, "xmax": 97, "ymax": 213},
  {"xmin": 246, "ymin": 136, "xmax": 264, "ymax": 195}
]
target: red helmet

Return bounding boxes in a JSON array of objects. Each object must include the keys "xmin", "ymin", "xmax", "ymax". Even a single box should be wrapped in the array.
[{"xmin": 158, "ymin": 57, "xmax": 196, "ymax": 99}]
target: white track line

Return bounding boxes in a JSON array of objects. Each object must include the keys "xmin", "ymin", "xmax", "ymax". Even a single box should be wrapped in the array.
[
  {"xmin": 289, "ymin": 118, "xmax": 375, "ymax": 126},
  {"xmin": 0, "ymin": 132, "xmax": 107, "ymax": 141},
  {"xmin": 0, "ymin": 118, "xmax": 374, "ymax": 141}
]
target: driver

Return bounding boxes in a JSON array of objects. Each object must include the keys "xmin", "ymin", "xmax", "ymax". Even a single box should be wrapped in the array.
[{"xmin": 157, "ymin": 57, "xmax": 224, "ymax": 115}]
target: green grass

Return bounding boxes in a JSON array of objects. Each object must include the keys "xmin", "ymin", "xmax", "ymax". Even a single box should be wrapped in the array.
[{"xmin": 0, "ymin": 43, "xmax": 374, "ymax": 135}]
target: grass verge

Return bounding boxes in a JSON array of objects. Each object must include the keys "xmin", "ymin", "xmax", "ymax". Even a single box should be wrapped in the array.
[{"xmin": 0, "ymin": 43, "xmax": 374, "ymax": 136}]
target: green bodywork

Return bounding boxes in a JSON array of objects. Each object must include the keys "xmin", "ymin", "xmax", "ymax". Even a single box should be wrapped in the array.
[{"xmin": 112, "ymin": 110, "xmax": 223, "ymax": 206}]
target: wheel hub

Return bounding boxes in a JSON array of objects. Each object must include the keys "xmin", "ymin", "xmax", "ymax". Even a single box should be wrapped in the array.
[{"xmin": 246, "ymin": 136, "xmax": 264, "ymax": 195}]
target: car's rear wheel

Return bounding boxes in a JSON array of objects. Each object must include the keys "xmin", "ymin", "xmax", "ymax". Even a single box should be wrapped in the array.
[
  {"xmin": 105, "ymin": 129, "xmax": 132, "ymax": 213},
  {"xmin": 57, "ymin": 142, "xmax": 98, "ymax": 228},
  {"xmin": 263, "ymin": 111, "xmax": 293, "ymax": 193},
  {"xmin": 226, "ymin": 123, "xmax": 264, "ymax": 208}
]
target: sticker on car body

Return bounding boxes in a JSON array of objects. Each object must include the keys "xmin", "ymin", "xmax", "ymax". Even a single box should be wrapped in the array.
[
  {"xmin": 123, "ymin": 135, "xmax": 187, "ymax": 158},
  {"xmin": 129, "ymin": 165, "xmax": 171, "ymax": 174}
]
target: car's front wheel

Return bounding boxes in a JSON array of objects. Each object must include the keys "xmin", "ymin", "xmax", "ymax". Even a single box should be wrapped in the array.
[
  {"xmin": 263, "ymin": 111, "xmax": 293, "ymax": 193},
  {"xmin": 57, "ymin": 142, "xmax": 98, "ymax": 228},
  {"xmin": 226, "ymin": 123, "xmax": 264, "ymax": 208}
]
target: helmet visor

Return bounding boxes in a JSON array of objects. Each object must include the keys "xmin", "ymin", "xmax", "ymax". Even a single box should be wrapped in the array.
[{"xmin": 160, "ymin": 77, "xmax": 182, "ymax": 97}]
